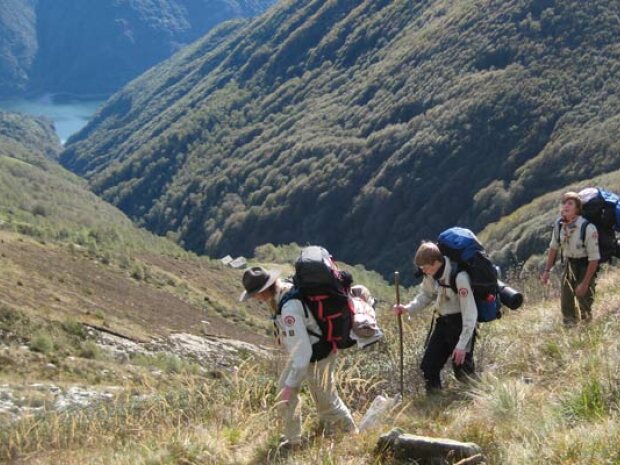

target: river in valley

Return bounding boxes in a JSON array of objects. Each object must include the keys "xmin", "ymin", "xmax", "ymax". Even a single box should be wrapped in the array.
[{"xmin": 0, "ymin": 94, "xmax": 105, "ymax": 144}]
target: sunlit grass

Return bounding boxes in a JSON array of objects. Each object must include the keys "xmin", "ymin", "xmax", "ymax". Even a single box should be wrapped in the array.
[{"xmin": 3, "ymin": 256, "xmax": 620, "ymax": 464}]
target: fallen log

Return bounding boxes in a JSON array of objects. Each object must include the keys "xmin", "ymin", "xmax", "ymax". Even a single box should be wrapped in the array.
[
  {"xmin": 83, "ymin": 323, "xmax": 148, "ymax": 343},
  {"xmin": 377, "ymin": 428, "xmax": 483, "ymax": 465}
]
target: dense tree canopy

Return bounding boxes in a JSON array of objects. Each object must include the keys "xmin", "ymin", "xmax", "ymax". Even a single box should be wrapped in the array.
[
  {"xmin": 0, "ymin": 0, "xmax": 36, "ymax": 97},
  {"xmin": 0, "ymin": 0, "xmax": 273, "ymax": 97},
  {"xmin": 61, "ymin": 0, "xmax": 620, "ymax": 280}
]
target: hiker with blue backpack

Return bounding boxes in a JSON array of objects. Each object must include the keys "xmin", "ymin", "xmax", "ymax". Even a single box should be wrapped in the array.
[
  {"xmin": 542, "ymin": 191, "xmax": 602, "ymax": 325},
  {"xmin": 239, "ymin": 248, "xmax": 359, "ymax": 450},
  {"xmin": 393, "ymin": 229, "xmax": 502, "ymax": 395}
]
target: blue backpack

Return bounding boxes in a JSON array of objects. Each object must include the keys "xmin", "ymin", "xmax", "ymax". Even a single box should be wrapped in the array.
[{"xmin": 437, "ymin": 227, "xmax": 501, "ymax": 322}]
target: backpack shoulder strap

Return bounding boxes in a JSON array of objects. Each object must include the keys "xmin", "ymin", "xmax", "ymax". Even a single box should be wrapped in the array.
[
  {"xmin": 277, "ymin": 289, "xmax": 324, "ymax": 339},
  {"xmin": 555, "ymin": 218, "xmax": 563, "ymax": 239},
  {"xmin": 448, "ymin": 262, "xmax": 460, "ymax": 293},
  {"xmin": 554, "ymin": 218, "xmax": 565, "ymax": 263},
  {"xmin": 277, "ymin": 288, "xmax": 309, "ymax": 318},
  {"xmin": 580, "ymin": 219, "xmax": 590, "ymax": 245}
]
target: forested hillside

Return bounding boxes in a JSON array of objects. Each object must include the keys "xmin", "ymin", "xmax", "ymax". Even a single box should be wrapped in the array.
[
  {"xmin": 0, "ymin": 111, "xmax": 60, "ymax": 163},
  {"xmin": 0, "ymin": 0, "xmax": 274, "ymax": 97},
  {"xmin": 61, "ymin": 0, "xmax": 620, "ymax": 279},
  {"xmin": 0, "ymin": 0, "xmax": 36, "ymax": 97}
]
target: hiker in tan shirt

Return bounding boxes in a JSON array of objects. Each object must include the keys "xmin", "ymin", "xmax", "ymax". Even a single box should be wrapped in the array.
[{"xmin": 542, "ymin": 192, "xmax": 600, "ymax": 325}]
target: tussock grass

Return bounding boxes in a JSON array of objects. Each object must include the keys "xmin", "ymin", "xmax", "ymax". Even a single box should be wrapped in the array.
[
  {"xmin": 4, "ymin": 267, "xmax": 620, "ymax": 464},
  {"xmin": 28, "ymin": 332, "xmax": 55, "ymax": 355}
]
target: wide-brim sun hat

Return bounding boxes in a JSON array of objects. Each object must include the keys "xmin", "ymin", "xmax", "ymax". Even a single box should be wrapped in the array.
[{"xmin": 239, "ymin": 266, "xmax": 281, "ymax": 302}]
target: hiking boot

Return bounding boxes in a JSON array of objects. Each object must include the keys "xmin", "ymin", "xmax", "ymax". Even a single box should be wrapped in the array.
[
  {"xmin": 563, "ymin": 318, "xmax": 579, "ymax": 328},
  {"xmin": 319, "ymin": 422, "xmax": 359, "ymax": 437},
  {"xmin": 424, "ymin": 380, "xmax": 442, "ymax": 397},
  {"xmin": 276, "ymin": 437, "xmax": 308, "ymax": 453},
  {"xmin": 425, "ymin": 386, "xmax": 442, "ymax": 397}
]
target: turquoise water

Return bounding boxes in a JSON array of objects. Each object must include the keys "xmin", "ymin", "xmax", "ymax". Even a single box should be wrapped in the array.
[{"xmin": 0, "ymin": 94, "xmax": 105, "ymax": 144}]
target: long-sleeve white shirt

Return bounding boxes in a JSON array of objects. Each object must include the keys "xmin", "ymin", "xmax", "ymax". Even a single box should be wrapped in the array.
[
  {"xmin": 274, "ymin": 283, "xmax": 322, "ymax": 388},
  {"xmin": 404, "ymin": 259, "xmax": 477, "ymax": 351}
]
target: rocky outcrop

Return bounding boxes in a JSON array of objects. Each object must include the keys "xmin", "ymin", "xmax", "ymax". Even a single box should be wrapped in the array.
[
  {"xmin": 91, "ymin": 327, "xmax": 270, "ymax": 367},
  {"xmin": 0, "ymin": 326, "xmax": 270, "ymax": 424},
  {"xmin": 0, "ymin": 383, "xmax": 122, "ymax": 424}
]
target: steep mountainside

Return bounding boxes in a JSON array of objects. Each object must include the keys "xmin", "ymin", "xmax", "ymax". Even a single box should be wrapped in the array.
[
  {"xmin": 61, "ymin": 0, "xmax": 620, "ymax": 279},
  {"xmin": 0, "ymin": 111, "xmax": 272, "ymax": 342},
  {"xmin": 0, "ymin": 110, "xmax": 60, "ymax": 163},
  {"xmin": 0, "ymin": 0, "xmax": 274, "ymax": 98},
  {"xmin": 0, "ymin": 0, "xmax": 37, "ymax": 97}
]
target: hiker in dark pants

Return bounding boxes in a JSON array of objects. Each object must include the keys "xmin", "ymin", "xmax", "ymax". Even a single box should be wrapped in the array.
[
  {"xmin": 542, "ymin": 192, "xmax": 600, "ymax": 325},
  {"xmin": 393, "ymin": 242, "xmax": 477, "ymax": 394}
]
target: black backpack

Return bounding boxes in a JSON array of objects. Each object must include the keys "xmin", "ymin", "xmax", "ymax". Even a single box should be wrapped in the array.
[
  {"xmin": 278, "ymin": 246, "xmax": 355, "ymax": 362},
  {"xmin": 437, "ymin": 227, "xmax": 501, "ymax": 322},
  {"xmin": 572, "ymin": 187, "xmax": 620, "ymax": 262}
]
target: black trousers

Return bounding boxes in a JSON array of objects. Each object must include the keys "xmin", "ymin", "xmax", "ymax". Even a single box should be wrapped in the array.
[{"xmin": 420, "ymin": 313, "xmax": 476, "ymax": 391}]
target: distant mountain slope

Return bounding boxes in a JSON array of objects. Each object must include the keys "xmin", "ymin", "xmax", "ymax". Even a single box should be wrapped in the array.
[
  {"xmin": 61, "ymin": 0, "xmax": 620, "ymax": 279},
  {"xmin": 0, "ymin": 0, "xmax": 37, "ymax": 97},
  {"xmin": 0, "ymin": 111, "xmax": 273, "ymax": 341},
  {"xmin": 0, "ymin": 110, "xmax": 173, "ymax": 251},
  {"xmin": 0, "ymin": 110, "xmax": 60, "ymax": 163},
  {"xmin": 0, "ymin": 0, "xmax": 274, "ymax": 98}
]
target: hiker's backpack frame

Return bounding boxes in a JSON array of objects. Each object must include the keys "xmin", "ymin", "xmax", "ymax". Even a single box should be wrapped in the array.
[
  {"xmin": 437, "ymin": 227, "xmax": 501, "ymax": 322},
  {"xmin": 278, "ymin": 246, "xmax": 356, "ymax": 362},
  {"xmin": 571, "ymin": 187, "xmax": 620, "ymax": 262}
]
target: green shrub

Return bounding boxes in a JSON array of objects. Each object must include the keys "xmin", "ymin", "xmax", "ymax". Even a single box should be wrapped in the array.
[
  {"xmin": 61, "ymin": 318, "xmax": 85, "ymax": 339},
  {"xmin": 30, "ymin": 332, "xmax": 54, "ymax": 354},
  {"xmin": 79, "ymin": 341, "xmax": 101, "ymax": 359},
  {"xmin": 563, "ymin": 379, "xmax": 607, "ymax": 422},
  {"xmin": 162, "ymin": 354, "xmax": 183, "ymax": 374},
  {"xmin": 130, "ymin": 263, "xmax": 145, "ymax": 281},
  {"xmin": 31, "ymin": 203, "xmax": 48, "ymax": 217}
]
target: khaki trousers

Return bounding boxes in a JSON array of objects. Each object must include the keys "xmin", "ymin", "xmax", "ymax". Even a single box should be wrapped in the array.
[
  {"xmin": 561, "ymin": 258, "xmax": 597, "ymax": 325},
  {"xmin": 278, "ymin": 353, "xmax": 356, "ymax": 442}
]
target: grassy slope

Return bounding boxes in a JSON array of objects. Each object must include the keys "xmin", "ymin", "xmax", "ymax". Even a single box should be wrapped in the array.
[
  {"xmin": 0, "ymin": 111, "xmax": 275, "ymax": 344},
  {"xmin": 0, "ymin": 114, "xmax": 402, "ymax": 465},
  {"xmin": 3, "ymin": 265, "xmax": 620, "ymax": 464},
  {"xmin": 60, "ymin": 0, "xmax": 620, "ymax": 280},
  {"xmin": 0, "ymin": 114, "xmax": 403, "ymax": 463}
]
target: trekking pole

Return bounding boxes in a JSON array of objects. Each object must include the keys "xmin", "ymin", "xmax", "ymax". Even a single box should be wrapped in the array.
[{"xmin": 395, "ymin": 271, "xmax": 404, "ymax": 399}]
